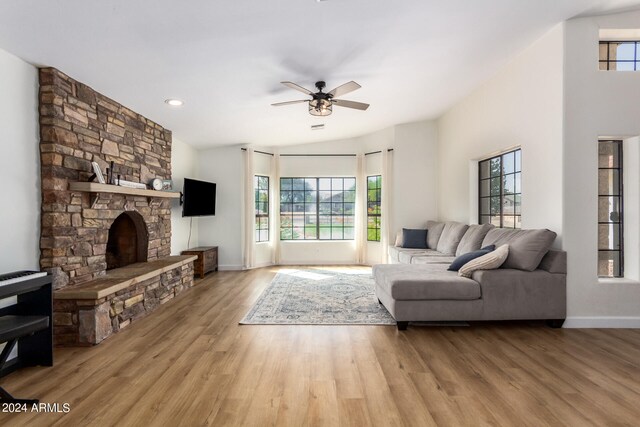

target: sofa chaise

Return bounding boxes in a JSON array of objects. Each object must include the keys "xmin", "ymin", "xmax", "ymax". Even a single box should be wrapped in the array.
[{"xmin": 373, "ymin": 221, "xmax": 566, "ymax": 330}]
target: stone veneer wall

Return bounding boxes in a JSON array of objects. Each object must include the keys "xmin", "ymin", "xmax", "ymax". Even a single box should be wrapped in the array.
[
  {"xmin": 54, "ymin": 263, "xmax": 194, "ymax": 346},
  {"xmin": 39, "ymin": 68, "xmax": 173, "ymax": 289}
]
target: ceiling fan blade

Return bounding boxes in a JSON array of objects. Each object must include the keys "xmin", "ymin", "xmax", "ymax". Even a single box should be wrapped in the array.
[
  {"xmin": 327, "ymin": 81, "xmax": 361, "ymax": 98},
  {"xmin": 271, "ymin": 100, "xmax": 308, "ymax": 106},
  {"xmin": 281, "ymin": 81, "xmax": 314, "ymax": 96},
  {"xmin": 332, "ymin": 99, "xmax": 369, "ymax": 111}
]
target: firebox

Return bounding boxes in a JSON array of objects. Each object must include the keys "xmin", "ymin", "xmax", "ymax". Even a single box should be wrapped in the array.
[{"xmin": 105, "ymin": 211, "xmax": 149, "ymax": 270}]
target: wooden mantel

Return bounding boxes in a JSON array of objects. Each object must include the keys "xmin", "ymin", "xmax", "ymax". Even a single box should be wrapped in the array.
[{"xmin": 69, "ymin": 182, "xmax": 180, "ymax": 199}]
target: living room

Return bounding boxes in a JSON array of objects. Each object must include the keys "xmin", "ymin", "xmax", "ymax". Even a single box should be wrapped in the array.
[{"xmin": 1, "ymin": 1, "xmax": 640, "ymax": 425}]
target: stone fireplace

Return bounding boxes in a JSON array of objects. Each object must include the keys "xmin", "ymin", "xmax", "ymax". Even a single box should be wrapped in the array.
[
  {"xmin": 38, "ymin": 67, "xmax": 173, "ymax": 287},
  {"xmin": 39, "ymin": 68, "xmax": 196, "ymax": 346}
]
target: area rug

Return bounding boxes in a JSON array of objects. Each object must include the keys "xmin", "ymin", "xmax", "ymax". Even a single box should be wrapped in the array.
[{"xmin": 240, "ymin": 268, "xmax": 396, "ymax": 325}]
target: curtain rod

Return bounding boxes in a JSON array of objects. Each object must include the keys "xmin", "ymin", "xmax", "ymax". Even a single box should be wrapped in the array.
[
  {"xmin": 240, "ymin": 148, "xmax": 274, "ymax": 156},
  {"xmin": 280, "ymin": 153, "xmax": 356, "ymax": 157},
  {"xmin": 364, "ymin": 149, "xmax": 394, "ymax": 156},
  {"xmin": 240, "ymin": 148, "xmax": 394, "ymax": 157}
]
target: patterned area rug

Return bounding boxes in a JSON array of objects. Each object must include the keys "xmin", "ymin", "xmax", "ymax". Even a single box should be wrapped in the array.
[{"xmin": 240, "ymin": 268, "xmax": 395, "ymax": 325}]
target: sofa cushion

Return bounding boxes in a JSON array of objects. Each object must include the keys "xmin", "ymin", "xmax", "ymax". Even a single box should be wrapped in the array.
[
  {"xmin": 456, "ymin": 224, "xmax": 495, "ymax": 256},
  {"xmin": 482, "ymin": 228, "xmax": 557, "ymax": 271},
  {"xmin": 373, "ymin": 264, "xmax": 481, "ymax": 301},
  {"xmin": 411, "ymin": 255, "xmax": 456, "ymax": 265},
  {"xmin": 459, "ymin": 244, "xmax": 509, "ymax": 278},
  {"xmin": 401, "ymin": 228, "xmax": 428, "ymax": 249},
  {"xmin": 388, "ymin": 246, "xmax": 427, "ymax": 263},
  {"xmin": 398, "ymin": 250, "xmax": 427, "ymax": 264},
  {"xmin": 426, "ymin": 221, "xmax": 445, "ymax": 249},
  {"xmin": 448, "ymin": 246, "xmax": 495, "ymax": 271},
  {"xmin": 436, "ymin": 222, "xmax": 469, "ymax": 255}
]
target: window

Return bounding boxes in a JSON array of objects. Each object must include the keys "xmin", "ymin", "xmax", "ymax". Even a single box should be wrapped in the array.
[
  {"xmin": 598, "ymin": 140, "xmax": 623, "ymax": 278},
  {"xmin": 255, "ymin": 175, "xmax": 269, "ymax": 242},
  {"xmin": 367, "ymin": 175, "xmax": 382, "ymax": 241},
  {"xmin": 599, "ymin": 41, "xmax": 640, "ymax": 71},
  {"xmin": 280, "ymin": 177, "xmax": 355, "ymax": 240},
  {"xmin": 479, "ymin": 149, "xmax": 521, "ymax": 228}
]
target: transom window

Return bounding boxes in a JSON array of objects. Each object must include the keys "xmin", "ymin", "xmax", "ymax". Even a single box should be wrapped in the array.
[
  {"xmin": 254, "ymin": 175, "xmax": 269, "ymax": 242},
  {"xmin": 367, "ymin": 175, "xmax": 382, "ymax": 242},
  {"xmin": 280, "ymin": 177, "xmax": 355, "ymax": 240},
  {"xmin": 599, "ymin": 41, "xmax": 640, "ymax": 71},
  {"xmin": 479, "ymin": 149, "xmax": 521, "ymax": 228},
  {"xmin": 598, "ymin": 140, "xmax": 624, "ymax": 278}
]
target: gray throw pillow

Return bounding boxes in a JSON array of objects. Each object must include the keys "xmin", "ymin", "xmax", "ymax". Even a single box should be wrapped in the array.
[{"xmin": 402, "ymin": 228, "xmax": 428, "ymax": 249}]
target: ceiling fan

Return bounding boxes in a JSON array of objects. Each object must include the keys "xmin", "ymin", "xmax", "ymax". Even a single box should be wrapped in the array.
[{"xmin": 272, "ymin": 80, "xmax": 369, "ymax": 116}]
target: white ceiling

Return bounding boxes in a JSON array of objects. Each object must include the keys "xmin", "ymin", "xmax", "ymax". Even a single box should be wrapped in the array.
[{"xmin": 0, "ymin": 0, "xmax": 639, "ymax": 148}]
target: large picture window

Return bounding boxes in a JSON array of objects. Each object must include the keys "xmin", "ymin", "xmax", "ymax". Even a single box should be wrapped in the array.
[
  {"xmin": 280, "ymin": 177, "xmax": 355, "ymax": 240},
  {"xmin": 367, "ymin": 175, "xmax": 381, "ymax": 241},
  {"xmin": 254, "ymin": 175, "xmax": 269, "ymax": 242},
  {"xmin": 598, "ymin": 140, "xmax": 623, "ymax": 278},
  {"xmin": 479, "ymin": 149, "xmax": 521, "ymax": 228}
]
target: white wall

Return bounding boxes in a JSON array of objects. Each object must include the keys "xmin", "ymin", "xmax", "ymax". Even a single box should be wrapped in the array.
[
  {"xmin": 437, "ymin": 24, "xmax": 564, "ymax": 241},
  {"xmin": 0, "ymin": 48, "xmax": 39, "ymax": 273},
  {"xmin": 563, "ymin": 10, "xmax": 640, "ymax": 327},
  {"xmin": 197, "ymin": 145, "xmax": 244, "ymax": 269},
  {"xmin": 170, "ymin": 137, "xmax": 199, "ymax": 254},
  {"xmin": 0, "ymin": 48, "xmax": 39, "ymax": 359}
]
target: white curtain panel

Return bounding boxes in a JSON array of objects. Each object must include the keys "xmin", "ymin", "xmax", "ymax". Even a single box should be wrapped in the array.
[
  {"xmin": 243, "ymin": 148, "xmax": 256, "ymax": 269},
  {"xmin": 355, "ymin": 153, "xmax": 366, "ymax": 264},
  {"xmin": 272, "ymin": 153, "xmax": 281, "ymax": 265},
  {"xmin": 380, "ymin": 149, "xmax": 392, "ymax": 263}
]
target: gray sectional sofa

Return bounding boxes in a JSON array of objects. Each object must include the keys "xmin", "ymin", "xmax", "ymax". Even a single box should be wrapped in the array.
[{"xmin": 373, "ymin": 221, "xmax": 566, "ymax": 330}]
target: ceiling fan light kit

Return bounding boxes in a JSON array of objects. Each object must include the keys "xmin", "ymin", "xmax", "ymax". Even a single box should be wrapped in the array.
[
  {"xmin": 309, "ymin": 98, "xmax": 332, "ymax": 116},
  {"xmin": 273, "ymin": 80, "xmax": 369, "ymax": 116}
]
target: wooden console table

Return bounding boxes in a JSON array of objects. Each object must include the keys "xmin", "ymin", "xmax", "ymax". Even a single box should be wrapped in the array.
[{"xmin": 181, "ymin": 247, "xmax": 218, "ymax": 279}]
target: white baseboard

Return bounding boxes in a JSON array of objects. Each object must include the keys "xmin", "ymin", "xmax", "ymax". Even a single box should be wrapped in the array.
[
  {"xmin": 218, "ymin": 265, "xmax": 243, "ymax": 271},
  {"xmin": 564, "ymin": 316, "xmax": 640, "ymax": 328}
]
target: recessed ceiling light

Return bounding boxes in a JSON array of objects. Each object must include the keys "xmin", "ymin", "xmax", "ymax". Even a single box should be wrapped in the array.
[{"xmin": 164, "ymin": 98, "xmax": 184, "ymax": 107}]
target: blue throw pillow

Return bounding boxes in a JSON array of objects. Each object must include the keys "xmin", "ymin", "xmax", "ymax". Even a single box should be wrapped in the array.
[
  {"xmin": 402, "ymin": 228, "xmax": 428, "ymax": 249},
  {"xmin": 448, "ymin": 245, "xmax": 496, "ymax": 271}
]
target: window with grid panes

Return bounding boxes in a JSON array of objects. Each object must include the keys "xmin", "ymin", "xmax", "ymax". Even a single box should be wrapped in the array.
[
  {"xmin": 279, "ymin": 177, "xmax": 355, "ymax": 240},
  {"xmin": 367, "ymin": 175, "xmax": 381, "ymax": 241},
  {"xmin": 478, "ymin": 149, "xmax": 521, "ymax": 228},
  {"xmin": 254, "ymin": 176, "xmax": 269, "ymax": 242},
  {"xmin": 599, "ymin": 41, "xmax": 640, "ymax": 71},
  {"xmin": 598, "ymin": 140, "xmax": 624, "ymax": 278}
]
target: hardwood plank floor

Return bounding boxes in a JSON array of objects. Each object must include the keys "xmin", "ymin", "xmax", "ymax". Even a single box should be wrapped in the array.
[{"xmin": 1, "ymin": 266, "xmax": 639, "ymax": 426}]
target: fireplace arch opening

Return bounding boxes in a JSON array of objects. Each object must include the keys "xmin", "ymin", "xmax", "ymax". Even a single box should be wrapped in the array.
[{"xmin": 106, "ymin": 211, "xmax": 149, "ymax": 270}]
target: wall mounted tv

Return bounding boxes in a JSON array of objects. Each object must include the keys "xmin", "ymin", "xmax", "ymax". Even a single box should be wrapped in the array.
[{"xmin": 182, "ymin": 178, "xmax": 216, "ymax": 217}]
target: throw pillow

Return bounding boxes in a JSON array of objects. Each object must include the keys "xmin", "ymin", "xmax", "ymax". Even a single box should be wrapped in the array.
[
  {"xmin": 402, "ymin": 228, "xmax": 428, "ymax": 249},
  {"xmin": 458, "ymin": 244, "xmax": 509, "ymax": 278},
  {"xmin": 448, "ymin": 246, "xmax": 495, "ymax": 271}
]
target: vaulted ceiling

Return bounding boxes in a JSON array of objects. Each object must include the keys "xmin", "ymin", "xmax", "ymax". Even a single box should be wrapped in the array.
[{"xmin": 1, "ymin": 0, "xmax": 639, "ymax": 148}]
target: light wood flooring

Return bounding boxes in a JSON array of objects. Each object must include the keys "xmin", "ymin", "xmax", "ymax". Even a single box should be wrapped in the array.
[{"xmin": 1, "ymin": 266, "xmax": 639, "ymax": 426}]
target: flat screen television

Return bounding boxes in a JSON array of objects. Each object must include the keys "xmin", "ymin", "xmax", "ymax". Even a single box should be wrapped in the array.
[{"xmin": 182, "ymin": 178, "xmax": 216, "ymax": 217}]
